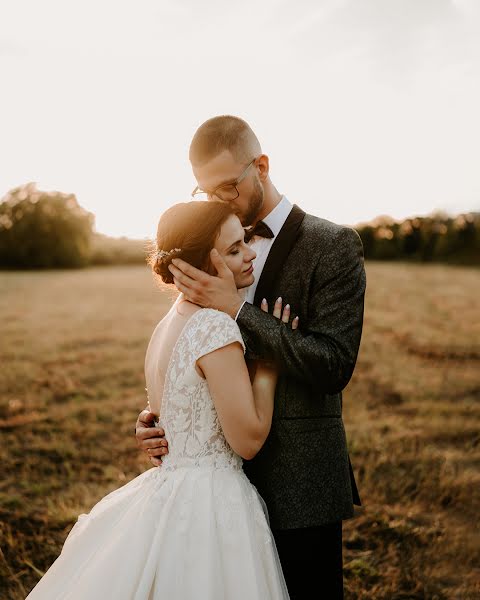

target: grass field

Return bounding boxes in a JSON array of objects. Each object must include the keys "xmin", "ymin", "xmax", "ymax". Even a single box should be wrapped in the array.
[{"xmin": 0, "ymin": 263, "xmax": 479, "ymax": 599}]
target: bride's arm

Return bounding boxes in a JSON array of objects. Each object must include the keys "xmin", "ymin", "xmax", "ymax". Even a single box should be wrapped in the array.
[
  {"xmin": 197, "ymin": 343, "xmax": 277, "ymax": 460},
  {"xmin": 134, "ymin": 305, "xmax": 293, "ymax": 466}
]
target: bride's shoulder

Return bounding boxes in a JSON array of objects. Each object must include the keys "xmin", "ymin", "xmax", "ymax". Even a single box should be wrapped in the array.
[
  {"xmin": 190, "ymin": 308, "xmax": 242, "ymax": 341},
  {"xmin": 195, "ymin": 307, "xmax": 237, "ymax": 328},
  {"xmin": 191, "ymin": 308, "xmax": 245, "ymax": 357},
  {"xmin": 176, "ymin": 298, "xmax": 240, "ymax": 338}
]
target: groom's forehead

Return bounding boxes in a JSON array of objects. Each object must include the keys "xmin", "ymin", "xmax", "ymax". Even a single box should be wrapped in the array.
[{"xmin": 192, "ymin": 150, "xmax": 240, "ymax": 189}]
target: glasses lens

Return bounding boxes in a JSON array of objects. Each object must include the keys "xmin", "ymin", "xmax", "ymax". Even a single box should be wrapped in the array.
[
  {"xmin": 192, "ymin": 191, "xmax": 209, "ymax": 201},
  {"xmin": 215, "ymin": 185, "xmax": 238, "ymax": 202}
]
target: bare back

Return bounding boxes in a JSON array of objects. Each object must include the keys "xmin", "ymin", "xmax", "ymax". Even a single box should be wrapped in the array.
[{"xmin": 144, "ymin": 294, "xmax": 202, "ymax": 418}]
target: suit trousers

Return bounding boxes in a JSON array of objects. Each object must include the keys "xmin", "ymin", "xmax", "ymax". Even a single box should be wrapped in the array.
[{"xmin": 272, "ymin": 521, "xmax": 344, "ymax": 599}]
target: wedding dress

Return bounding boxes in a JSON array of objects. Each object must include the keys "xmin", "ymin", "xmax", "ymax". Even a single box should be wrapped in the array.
[{"xmin": 26, "ymin": 295, "xmax": 289, "ymax": 599}]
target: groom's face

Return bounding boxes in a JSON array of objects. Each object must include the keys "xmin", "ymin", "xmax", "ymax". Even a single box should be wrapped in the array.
[{"xmin": 192, "ymin": 150, "xmax": 264, "ymax": 227}]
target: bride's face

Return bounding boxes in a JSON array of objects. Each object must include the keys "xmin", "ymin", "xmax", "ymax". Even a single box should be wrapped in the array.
[{"xmin": 213, "ymin": 214, "xmax": 256, "ymax": 289}]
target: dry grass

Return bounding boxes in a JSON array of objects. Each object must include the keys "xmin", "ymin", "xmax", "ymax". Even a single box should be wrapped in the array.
[
  {"xmin": 0, "ymin": 263, "xmax": 479, "ymax": 599},
  {"xmin": 342, "ymin": 263, "xmax": 480, "ymax": 599}
]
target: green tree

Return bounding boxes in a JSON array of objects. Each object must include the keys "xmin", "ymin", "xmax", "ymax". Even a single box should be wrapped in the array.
[{"xmin": 0, "ymin": 183, "xmax": 94, "ymax": 268}]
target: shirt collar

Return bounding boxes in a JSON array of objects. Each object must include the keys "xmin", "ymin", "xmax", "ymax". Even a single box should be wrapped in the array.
[{"xmin": 262, "ymin": 196, "xmax": 293, "ymax": 238}]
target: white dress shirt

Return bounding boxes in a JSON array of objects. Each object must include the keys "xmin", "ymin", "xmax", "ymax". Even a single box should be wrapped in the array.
[{"xmin": 235, "ymin": 195, "xmax": 293, "ymax": 320}]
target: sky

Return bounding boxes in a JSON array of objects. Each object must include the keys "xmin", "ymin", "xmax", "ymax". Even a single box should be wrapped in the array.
[{"xmin": 1, "ymin": 0, "xmax": 479, "ymax": 239}]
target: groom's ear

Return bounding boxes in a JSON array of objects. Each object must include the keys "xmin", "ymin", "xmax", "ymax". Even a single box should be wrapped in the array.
[{"xmin": 256, "ymin": 154, "xmax": 270, "ymax": 182}]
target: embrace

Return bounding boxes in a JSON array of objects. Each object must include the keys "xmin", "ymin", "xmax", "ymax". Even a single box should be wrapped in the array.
[{"xmin": 27, "ymin": 116, "xmax": 366, "ymax": 599}]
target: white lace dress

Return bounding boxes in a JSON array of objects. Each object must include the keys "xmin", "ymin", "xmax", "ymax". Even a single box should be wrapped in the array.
[{"xmin": 26, "ymin": 300, "xmax": 289, "ymax": 600}]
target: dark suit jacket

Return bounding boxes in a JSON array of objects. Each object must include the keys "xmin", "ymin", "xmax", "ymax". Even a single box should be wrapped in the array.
[{"xmin": 237, "ymin": 204, "xmax": 366, "ymax": 530}]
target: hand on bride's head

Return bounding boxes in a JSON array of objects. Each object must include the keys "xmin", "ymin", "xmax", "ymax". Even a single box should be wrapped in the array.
[{"xmin": 168, "ymin": 254, "xmax": 242, "ymax": 318}]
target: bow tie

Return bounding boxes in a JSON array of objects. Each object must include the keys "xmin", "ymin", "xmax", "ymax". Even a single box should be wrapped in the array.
[{"xmin": 244, "ymin": 220, "xmax": 274, "ymax": 243}]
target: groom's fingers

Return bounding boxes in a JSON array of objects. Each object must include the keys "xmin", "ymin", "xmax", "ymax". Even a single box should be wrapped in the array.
[
  {"xmin": 210, "ymin": 248, "xmax": 232, "ymax": 278},
  {"xmin": 171, "ymin": 258, "xmax": 210, "ymax": 284},
  {"xmin": 137, "ymin": 409, "xmax": 155, "ymax": 428},
  {"xmin": 173, "ymin": 277, "xmax": 190, "ymax": 298},
  {"xmin": 168, "ymin": 264, "xmax": 197, "ymax": 290},
  {"xmin": 147, "ymin": 446, "xmax": 168, "ymax": 458},
  {"xmin": 136, "ymin": 427, "xmax": 165, "ymax": 450},
  {"xmin": 136, "ymin": 426, "xmax": 164, "ymax": 443},
  {"xmin": 142, "ymin": 437, "xmax": 168, "ymax": 450},
  {"xmin": 172, "ymin": 278, "xmax": 198, "ymax": 306}
]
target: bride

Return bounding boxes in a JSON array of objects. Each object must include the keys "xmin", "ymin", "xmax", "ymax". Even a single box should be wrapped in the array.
[{"xmin": 26, "ymin": 200, "xmax": 295, "ymax": 599}]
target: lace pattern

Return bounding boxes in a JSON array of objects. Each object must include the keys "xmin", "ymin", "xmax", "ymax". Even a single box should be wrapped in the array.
[{"xmin": 148, "ymin": 308, "xmax": 246, "ymax": 472}]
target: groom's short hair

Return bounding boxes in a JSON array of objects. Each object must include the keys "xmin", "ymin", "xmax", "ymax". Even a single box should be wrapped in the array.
[{"xmin": 189, "ymin": 115, "xmax": 262, "ymax": 166}]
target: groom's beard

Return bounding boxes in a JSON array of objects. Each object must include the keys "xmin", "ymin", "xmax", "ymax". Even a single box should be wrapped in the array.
[{"xmin": 239, "ymin": 176, "xmax": 264, "ymax": 227}]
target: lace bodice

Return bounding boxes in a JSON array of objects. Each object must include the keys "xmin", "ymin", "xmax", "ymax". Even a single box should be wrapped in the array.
[{"xmin": 145, "ymin": 306, "xmax": 246, "ymax": 471}]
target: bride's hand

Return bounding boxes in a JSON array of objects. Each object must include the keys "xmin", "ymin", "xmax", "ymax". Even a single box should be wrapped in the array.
[{"xmin": 260, "ymin": 297, "xmax": 299, "ymax": 330}]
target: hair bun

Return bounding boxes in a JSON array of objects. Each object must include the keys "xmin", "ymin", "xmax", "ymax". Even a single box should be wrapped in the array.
[{"xmin": 153, "ymin": 254, "xmax": 175, "ymax": 284}]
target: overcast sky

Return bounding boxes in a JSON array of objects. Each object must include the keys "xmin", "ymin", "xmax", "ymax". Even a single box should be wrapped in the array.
[{"xmin": 1, "ymin": 0, "xmax": 479, "ymax": 238}]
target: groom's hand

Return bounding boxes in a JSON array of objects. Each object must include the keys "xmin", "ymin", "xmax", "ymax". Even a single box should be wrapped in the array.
[
  {"xmin": 168, "ymin": 249, "xmax": 243, "ymax": 318},
  {"xmin": 135, "ymin": 409, "xmax": 168, "ymax": 467}
]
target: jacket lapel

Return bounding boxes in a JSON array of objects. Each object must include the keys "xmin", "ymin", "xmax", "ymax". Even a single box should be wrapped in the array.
[{"xmin": 253, "ymin": 204, "xmax": 306, "ymax": 307}]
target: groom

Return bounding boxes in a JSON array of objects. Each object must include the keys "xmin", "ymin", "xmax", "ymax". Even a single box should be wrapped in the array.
[{"xmin": 135, "ymin": 115, "xmax": 366, "ymax": 598}]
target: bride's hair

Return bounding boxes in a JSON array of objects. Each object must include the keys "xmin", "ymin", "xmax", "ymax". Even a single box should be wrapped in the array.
[{"xmin": 148, "ymin": 201, "xmax": 235, "ymax": 285}]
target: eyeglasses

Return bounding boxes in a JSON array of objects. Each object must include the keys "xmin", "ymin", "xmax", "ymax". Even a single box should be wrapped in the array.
[{"xmin": 191, "ymin": 158, "xmax": 257, "ymax": 202}]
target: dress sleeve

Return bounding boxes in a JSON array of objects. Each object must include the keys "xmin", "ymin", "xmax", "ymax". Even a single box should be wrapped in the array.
[{"xmin": 194, "ymin": 309, "xmax": 246, "ymax": 362}]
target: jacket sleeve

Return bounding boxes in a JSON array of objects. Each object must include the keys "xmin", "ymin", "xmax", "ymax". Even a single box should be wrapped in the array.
[{"xmin": 236, "ymin": 226, "xmax": 366, "ymax": 393}]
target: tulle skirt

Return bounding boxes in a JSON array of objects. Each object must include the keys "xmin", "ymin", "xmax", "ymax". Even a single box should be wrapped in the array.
[{"xmin": 26, "ymin": 465, "xmax": 289, "ymax": 599}]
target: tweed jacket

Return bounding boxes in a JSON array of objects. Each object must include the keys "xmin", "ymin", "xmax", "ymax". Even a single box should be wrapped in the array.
[{"xmin": 237, "ymin": 204, "xmax": 366, "ymax": 530}]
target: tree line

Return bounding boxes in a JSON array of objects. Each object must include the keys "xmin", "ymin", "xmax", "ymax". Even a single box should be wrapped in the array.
[
  {"xmin": 0, "ymin": 183, "xmax": 478, "ymax": 269},
  {"xmin": 355, "ymin": 212, "xmax": 479, "ymax": 266}
]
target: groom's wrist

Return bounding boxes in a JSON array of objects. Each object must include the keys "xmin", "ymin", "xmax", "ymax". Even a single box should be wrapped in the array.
[
  {"xmin": 233, "ymin": 300, "xmax": 246, "ymax": 321},
  {"xmin": 224, "ymin": 296, "xmax": 243, "ymax": 320}
]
